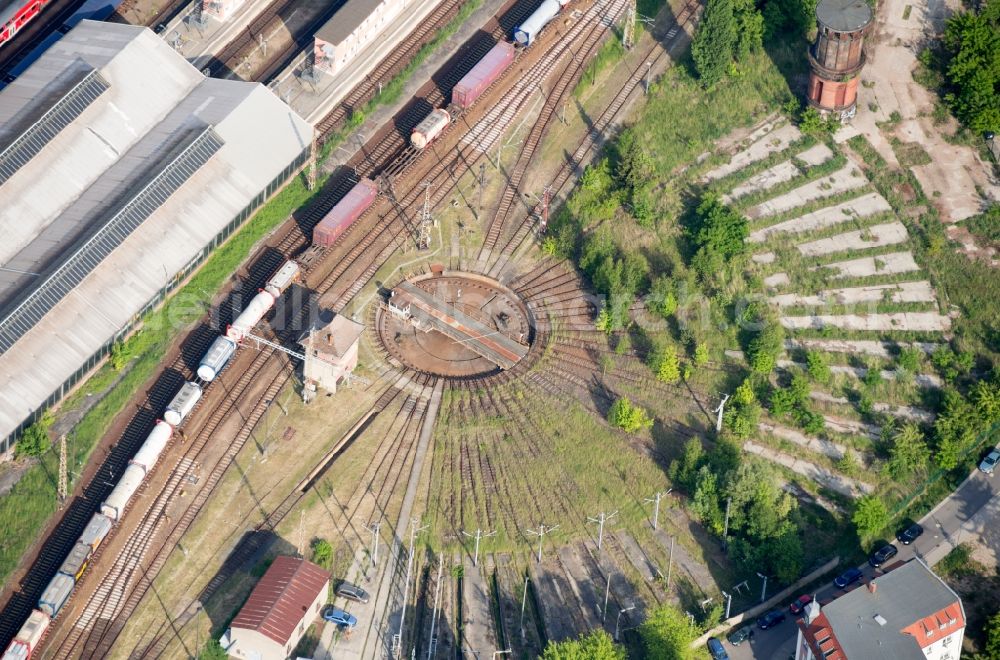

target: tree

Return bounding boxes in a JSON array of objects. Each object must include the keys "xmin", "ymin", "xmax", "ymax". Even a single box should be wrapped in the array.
[
  {"xmin": 887, "ymin": 423, "xmax": 930, "ymax": 479},
  {"xmin": 692, "ymin": 0, "xmax": 737, "ymax": 86},
  {"xmin": 311, "ymin": 538, "xmax": 333, "ymax": 569},
  {"xmin": 650, "ymin": 342, "xmax": 681, "ymax": 384},
  {"xmin": 982, "ymin": 610, "xmax": 1000, "ymax": 660},
  {"xmin": 692, "ymin": 466, "xmax": 724, "ymax": 534},
  {"xmin": 806, "ymin": 351, "xmax": 832, "ymax": 384},
  {"xmin": 761, "ymin": 0, "xmax": 816, "ymax": 39},
  {"xmin": 199, "ymin": 640, "xmax": 230, "ymax": 660},
  {"xmin": 933, "ymin": 389, "xmax": 979, "ymax": 470},
  {"xmin": 733, "ymin": 379, "xmax": 756, "ymax": 405},
  {"xmin": 747, "ymin": 322, "xmax": 785, "ymax": 375},
  {"xmin": 852, "ymin": 495, "xmax": 889, "ymax": 539},
  {"xmin": 691, "ymin": 196, "xmax": 749, "ymax": 262},
  {"xmin": 970, "ymin": 378, "xmax": 1000, "ymax": 423},
  {"xmin": 733, "ymin": 0, "xmax": 764, "ymax": 59},
  {"xmin": 648, "ymin": 276, "xmax": 679, "ymax": 319},
  {"xmin": 608, "ymin": 397, "xmax": 654, "ymax": 433},
  {"xmin": 542, "ymin": 630, "xmax": 625, "ymax": 660},
  {"xmin": 694, "ymin": 342, "xmax": 709, "ymax": 366},
  {"xmin": 942, "ymin": 6, "xmax": 1000, "ymax": 133},
  {"xmin": 669, "ymin": 437, "xmax": 704, "ymax": 492},
  {"xmin": 639, "ymin": 603, "xmax": 700, "ymax": 660},
  {"xmin": 15, "ymin": 411, "xmax": 54, "ymax": 459},
  {"xmin": 596, "ymin": 307, "xmax": 614, "ymax": 335}
]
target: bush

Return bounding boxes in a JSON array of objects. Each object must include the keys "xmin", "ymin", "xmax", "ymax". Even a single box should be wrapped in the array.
[
  {"xmin": 608, "ymin": 397, "xmax": 654, "ymax": 433},
  {"xmin": 15, "ymin": 411, "xmax": 54, "ymax": 459},
  {"xmin": 311, "ymin": 538, "xmax": 333, "ymax": 569},
  {"xmin": 852, "ymin": 495, "xmax": 889, "ymax": 539},
  {"xmin": 806, "ymin": 351, "xmax": 832, "ymax": 384}
]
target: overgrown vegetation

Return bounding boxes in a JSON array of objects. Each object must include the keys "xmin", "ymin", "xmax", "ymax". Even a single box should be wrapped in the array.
[{"xmin": 541, "ymin": 630, "xmax": 625, "ymax": 659}]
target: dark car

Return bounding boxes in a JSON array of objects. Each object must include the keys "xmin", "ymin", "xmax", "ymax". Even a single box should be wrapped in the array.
[
  {"xmin": 869, "ymin": 543, "xmax": 899, "ymax": 568},
  {"xmin": 707, "ymin": 637, "xmax": 729, "ymax": 660},
  {"xmin": 336, "ymin": 581, "xmax": 370, "ymax": 603},
  {"xmin": 726, "ymin": 624, "xmax": 754, "ymax": 646},
  {"xmin": 757, "ymin": 609, "xmax": 786, "ymax": 630},
  {"xmin": 834, "ymin": 567, "xmax": 864, "ymax": 589},
  {"xmin": 789, "ymin": 594, "xmax": 813, "ymax": 615},
  {"xmin": 896, "ymin": 523, "xmax": 924, "ymax": 545}
]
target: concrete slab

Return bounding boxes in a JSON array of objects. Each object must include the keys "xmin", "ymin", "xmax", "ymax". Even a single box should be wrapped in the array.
[
  {"xmin": 779, "ymin": 311, "xmax": 951, "ymax": 332},
  {"xmin": 796, "ymin": 221, "xmax": 910, "ymax": 257},
  {"xmin": 748, "ymin": 192, "xmax": 892, "ymax": 242},
  {"xmin": 784, "ymin": 338, "xmax": 940, "ymax": 358},
  {"xmin": 752, "ymin": 252, "xmax": 776, "ymax": 264},
  {"xmin": 743, "ymin": 440, "xmax": 874, "ymax": 498},
  {"xmin": 703, "ymin": 122, "xmax": 801, "ymax": 181},
  {"xmin": 747, "ymin": 164, "xmax": 869, "ymax": 219},
  {"xmin": 770, "ymin": 281, "xmax": 937, "ymax": 307},
  {"xmin": 758, "ymin": 421, "xmax": 850, "ymax": 461},
  {"xmin": 461, "ymin": 559, "xmax": 498, "ymax": 656},
  {"xmin": 763, "ymin": 272, "xmax": 790, "ymax": 288},
  {"xmin": 816, "ymin": 250, "xmax": 920, "ymax": 278}
]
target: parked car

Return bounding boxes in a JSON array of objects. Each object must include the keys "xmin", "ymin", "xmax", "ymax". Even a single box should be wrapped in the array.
[
  {"xmin": 707, "ymin": 636, "xmax": 729, "ymax": 660},
  {"xmin": 896, "ymin": 522, "xmax": 924, "ymax": 545},
  {"xmin": 979, "ymin": 449, "xmax": 1000, "ymax": 475},
  {"xmin": 323, "ymin": 607, "xmax": 357, "ymax": 628},
  {"xmin": 869, "ymin": 543, "xmax": 899, "ymax": 568},
  {"xmin": 834, "ymin": 567, "xmax": 864, "ymax": 589},
  {"xmin": 789, "ymin": 594, "xmax": 813, "ymax": 615},
  {"xmin": 726, "ymin": 624, "xmax": 754, "ymax": 646},
  {"xmin": 336, "ymin": 581, "xmax": 370, "ymax": 603},
  {"xmin": 757, "ymin": 609, "xmax": 786, "ymax": 630}
]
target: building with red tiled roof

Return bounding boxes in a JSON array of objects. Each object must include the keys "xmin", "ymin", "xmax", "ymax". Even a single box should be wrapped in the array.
[
  {"xmin": 794, "ymin": 558, "xmax": 965, "ymax": 660},
  {"xmin": 226, "ymin": 556, "xmax": 330, "ymax": 660}
]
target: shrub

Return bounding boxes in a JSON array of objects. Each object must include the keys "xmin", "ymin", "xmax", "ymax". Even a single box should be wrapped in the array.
[
  {"xmin": 608, "ymin": 397, "xmax": 654, "ymax": 433},
  {"xmin": 852, "ymin": 495, "xmax": 889, "ymax": 539}
]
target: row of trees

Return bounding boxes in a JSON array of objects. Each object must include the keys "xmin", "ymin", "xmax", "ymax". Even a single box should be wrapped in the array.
[
  {"xmin": 937, "ymin": 2, "xmax": 1000, "ymax": 133},
  {"xmin": 541, "ymin": 603, "xmax": 702, "ymax": 659}
]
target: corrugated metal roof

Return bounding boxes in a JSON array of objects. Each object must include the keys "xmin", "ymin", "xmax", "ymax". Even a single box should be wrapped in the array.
[
  {"xmin": 0, "ymin": 20, "xmax": 312, "ymax": 447},
  {"xmin": 231, "ymin": 556, "xmax": 330, "ymax": 646},
  {"xmin": 820, "ymin": 560, "xmax": 963, "ymax": 659},
  {"xmin": 315, "ymin": 0, "xmax": 384, "ymax": 46}
]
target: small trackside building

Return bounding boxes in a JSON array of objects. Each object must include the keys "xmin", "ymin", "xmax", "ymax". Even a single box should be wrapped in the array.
[
  {"xmin": 225, "ymin": 556, "xmax": 330, "ymax": 660},
  {"xmin": 313, "ymin": 0, "xmax": 416, "ymax": 75},
  {"xmin": 794, "ymin": 559, "xmax": 965, "ymax": 660}
]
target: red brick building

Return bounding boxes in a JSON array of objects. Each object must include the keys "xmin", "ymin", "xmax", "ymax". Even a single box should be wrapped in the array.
[{"xmin": 807, "ymin": 0, "xmax": 873, "ymax": 122}]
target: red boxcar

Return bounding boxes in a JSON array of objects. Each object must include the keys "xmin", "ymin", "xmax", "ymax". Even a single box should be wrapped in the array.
[
  {"xmin": 312, "ymin": 178, "xmax": 378, "ymax": 247},
  {"xmin": 452, "ymin": 41, "xmax": 516, "ymax": 110},
  {"xmin": 1, "ymin": 0, "xmax": 51, "ymax": 47}
]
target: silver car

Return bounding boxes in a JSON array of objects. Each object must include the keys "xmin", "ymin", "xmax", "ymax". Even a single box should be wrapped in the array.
[
  {"xmin": 336, "ymin": 581, "xmax": 370, "ymax": 603},
  {"xmin": 980, "ymin": 450, "xmax": 1000, "ymax": 475}
]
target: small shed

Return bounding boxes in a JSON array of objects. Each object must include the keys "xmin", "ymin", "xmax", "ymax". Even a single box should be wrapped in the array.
[
  {"xmin": 299, "ymin": 313, "xmax": 365, "ymax": 397},
  {"xmin": 226, "ymin": 556, "xmax": 330, "ymax": 660}
]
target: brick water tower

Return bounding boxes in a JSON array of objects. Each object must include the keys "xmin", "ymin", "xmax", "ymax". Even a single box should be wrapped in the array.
[{"xmin": 807, "ymin": 0, "xmax": 873, "ymax": 122}]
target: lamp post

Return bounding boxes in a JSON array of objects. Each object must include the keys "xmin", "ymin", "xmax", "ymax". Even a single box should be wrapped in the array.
[
  {"xmin": 615, "ymin": 606, "xmax": 636, "ymax": 641},
  {"xmin": 756, "ymin": 572, "xmax": 769, "ymax": 603}
]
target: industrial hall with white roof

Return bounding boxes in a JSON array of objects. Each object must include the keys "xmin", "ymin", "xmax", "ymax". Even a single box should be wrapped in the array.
[{"xmin": 0, "ymin": 19, "xmax": 312, "ymax": 453}]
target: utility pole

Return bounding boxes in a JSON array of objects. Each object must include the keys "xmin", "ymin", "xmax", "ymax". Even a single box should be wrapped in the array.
[
  {"xmin": 395, "ymin": 519, "xmax": 429, "ymax": 658},
  {"xmin": 307, "ymin": 132, "xmax": 318, "ymax": 191},
  {"xmin": 723, "ymin": 498, "xmax": 732, "ymax": 541},
  {"xmin": 666, "ymin": 536, "xmax": 675, "ymax": 590},
  {"xmin": 713, "ymin": 393, "xmax": 730, "ymax": 433},
  {"xmin": 602, "ymin": 572, "xmax": 611, "ymax": 621},
  {"xmin": 57, "ymin": 435, "xmax": 67, "ymax": 502},
  {"xmin": 722, "ymin": 590, "xmax": 733, "ymax": 619},
  {"xmin": 297, "ymin": 510, "xmax": 305, "ymax": 556},
  {"xmin": 587, "ymin": 511, "xmax": 618, "ymax": 551},
  {"xmin": 520, "ymin": 575, "xmax": 529, "ymax": 640},
  {"xmin": 623, "ymin": 0, "xmax": 636, "ymax": 49},
  {"xmin": 539, "ymin": 185, "xmax": 553, "ymax": 232},
  {"xmin": 417, "ymin": 181, "xmax": 434, "ymax": 250},
  {"xmin": 644, "ymin": 61, "xmax": 652, "ymax": 94},
  {"xmin": 477, "ymin": 162, "xmax": 486, "ymax": 212},
  {"xmin": 427, "ymin": 559, "xmax": 443, "ymax": 660},
  {"xmin": 462, "ymin": 528, "xmax": 496, "ymax": 567},
  {"xmin": 526, "ymin": 523, "xmax": 559, "ymax": 563},
  {"xmin": 364, "ymin": 521, "xmax": 381, "ymax": 567},
  {"xmin": 258, "ymin": 32, "xmax": 266, "ymax": 57},
  {"xmin": 644, "ymin": 489, "xmax": 671, "ymax": 530},
  {"xmin": 756, "ymin": 572, "xmax": 769, "ymax": 604}
]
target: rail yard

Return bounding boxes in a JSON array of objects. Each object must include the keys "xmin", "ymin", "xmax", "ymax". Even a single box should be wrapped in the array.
[{"xmin": 0, "ymin": 0, "xmax": 992, "ymax": 648}]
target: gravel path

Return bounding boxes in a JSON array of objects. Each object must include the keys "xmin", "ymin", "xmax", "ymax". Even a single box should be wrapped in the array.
[
  {"xmin": 770, "ymin": 281, "xmax": 937, "ymax": 307},
  {"xmin": 747, "ymin": 164, "xmax": 868, "ymax": 218},
  {"xmin": 748, "ymin": 192, "xmax": 891, "ymax": 242},
  {"xmin": 796, "ymin": 221, "xmax": 910, "ymax": 256}
]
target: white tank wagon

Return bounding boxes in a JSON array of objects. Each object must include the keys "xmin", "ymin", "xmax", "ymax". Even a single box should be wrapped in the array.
[
  {"xmin": 411, "ymin": 109, "xmax": 451, "ymax": 149},
  {"xmin": 129, "ymin": 420, "xmax": 172, "ymax": 472},
  {"xmin": 99, "ymin": 463, "xmax": 146, "ymax": 520},
  {"xmin": 514, "ymin": 0, "xmax": 565, "ymax": 46},
  {"xmin": 226, "ymin": 290, "xmax": 275, "ymax": 342},
  {"xmin": 79, "ymin": 513, "xmax": 113, "ymax": 552},
  {"xmin": 265, "ymin": 259, "xmax": 300, "ymax": 297},
  {"xmin": 197, "ymin": 335, "xmax": 237, "ymax": 382},
  {"xmin": 37, "ymin": 573, "xmax": 74, "ymax": 617},
  {"xmin": 164, "ymin": 381, "xmax": 202, "ymax": 426}
]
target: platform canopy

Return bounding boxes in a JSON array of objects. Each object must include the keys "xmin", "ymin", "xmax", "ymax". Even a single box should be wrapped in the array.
[{"xmin": 0, "ymin": 20, "xmax": 313, "ymax": 451}]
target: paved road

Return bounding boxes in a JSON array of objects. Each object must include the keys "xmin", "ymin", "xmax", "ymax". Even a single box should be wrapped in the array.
[{"xmin": 726, "ymin": 455, "xmax": 1000, "ymax": 660}]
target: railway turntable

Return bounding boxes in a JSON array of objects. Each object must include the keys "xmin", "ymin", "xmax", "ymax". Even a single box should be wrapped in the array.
[{"xmin": 375, "ymin": 271, "xmax": 532, "ymax": 377}]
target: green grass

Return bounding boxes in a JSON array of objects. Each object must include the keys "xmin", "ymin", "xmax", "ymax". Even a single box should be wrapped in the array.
[
  {"xmin": 573, "ymin": 31, "xmax": 625, "ymax": 98},
  {"xmin": 963, "ymin": 205, "xmax": 1000, "ymax": 243},
  {"xmin": 0, "ymin": 173, "xmax": 324, "ymax": 586}
]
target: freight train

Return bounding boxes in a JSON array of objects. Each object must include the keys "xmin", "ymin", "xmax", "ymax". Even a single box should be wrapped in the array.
[
  {"xmin": 3, "ymin": 7, "xmax": 544, "ymax": 651},
  {"xmin": 514, "ymin": 0, "xmax": 572, "ymax": 47},
  {"xmin": 1, "ymin": 260, "xmax": 299, "ymax": 660}
]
